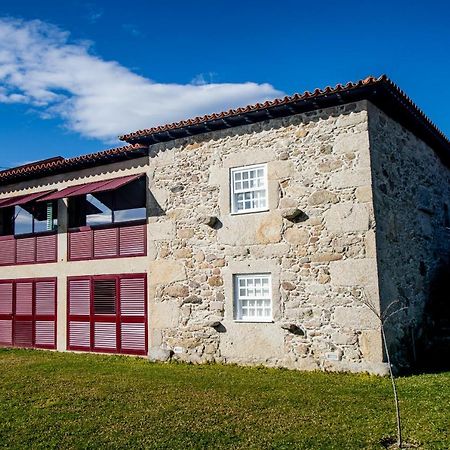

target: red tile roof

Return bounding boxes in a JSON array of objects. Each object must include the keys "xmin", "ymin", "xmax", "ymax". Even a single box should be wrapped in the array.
[
  {"xmin": 119, "ymin": 75, "xmax": 449, "ymax": 151},
  {"xmin": 0, "ymin": 144, "xmax": 147, "ymax": 185}
]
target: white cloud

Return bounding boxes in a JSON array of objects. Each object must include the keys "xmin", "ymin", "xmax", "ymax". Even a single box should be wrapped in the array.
[{"xmin": 0, "ymin": 18, "xmax": 283, "ymax": 142}]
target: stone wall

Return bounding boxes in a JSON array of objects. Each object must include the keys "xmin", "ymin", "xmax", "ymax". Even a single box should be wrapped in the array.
[
  {"xmin": 146, "ymin": 100, "xmax": 387, "ymax": 374},
  {"xmin": 368, "ymin": 103, "xmax": 450, "ymax": 371}
]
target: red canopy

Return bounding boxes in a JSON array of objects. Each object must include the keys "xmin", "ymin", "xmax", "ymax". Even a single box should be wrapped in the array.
[
  {"xmin": 0, "ymin": 190, "xmax": 56, "ymax": 208},
  {"xmin": 37, "ymin": 174, "xmax": 143, "ymax": 202}
]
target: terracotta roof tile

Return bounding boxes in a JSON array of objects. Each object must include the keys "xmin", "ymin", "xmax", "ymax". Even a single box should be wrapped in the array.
[{"xmin": 0, "ymin": 144, "xmax": 146, "ymax": 184}]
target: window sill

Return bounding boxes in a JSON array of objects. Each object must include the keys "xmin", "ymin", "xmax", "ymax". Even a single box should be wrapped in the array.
[
  {"xmin": 234, "ymin": 319, "xmax": 274, "ymax": 324},
  {"xmin": 230, "ymin": 208, "xmax": 270, "ymax": 216}
]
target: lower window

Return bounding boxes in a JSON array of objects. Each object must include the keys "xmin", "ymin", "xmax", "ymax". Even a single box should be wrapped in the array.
[
  {"xmin": 234, "ymin": 274, "xmax": 272, "ymax": 322},
  {"xmin": 0, "ymin": 278, "xmax": 56, "ymax": 349},
  {"xmin": 67, "ymin": 274, "xmax": 147, "ymax": 355}
]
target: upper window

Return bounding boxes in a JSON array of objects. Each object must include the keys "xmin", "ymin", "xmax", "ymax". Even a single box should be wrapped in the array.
[
  {"xmin": 0, "ymin": 202, "xmax": 57, "ymax": 236},
  {"xmin": 68, "ymin": 177, "xmax": 146, "ymax": 228},
  {"xmin": 234, "ymin": 274, "xmax": 272, "ymax": 322},
  {"xmin": 230, "ymin": 164, "xmax": 268, "ymax": 214}
]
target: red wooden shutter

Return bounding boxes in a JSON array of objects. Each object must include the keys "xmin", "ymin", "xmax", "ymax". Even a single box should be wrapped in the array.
[
  {"xmin": 0, "ymin": 282, "xmax": 13, "ymax": 315},
  {"xmin": 35, "ymin": 321, "xmax": 55, "ymax": 347},
  {"xmin": 0, "ymin": 282, "xmax": 13, "ymax": 345},
  {"xmin": 35, "ymin": 280, "xmax": 56, "ymax": 349},
  {"xmin": 15, "ymin": 282, "xmax": 33, "ymax": 315},
  {"xmin": 68, "ymin": 279, "xmax": 91, "ymax": 350},
  {"xmin": 93, "ymin": 228, "xmax": 118, "ymax": 258},
  {"xmin": 93, "ymin": 279, "xmax": 117, "ymax": 352},
  {"xmin": 119, "ymin": 276, "xmax": 146, "ymax": 354},
  {"xmin": 35, "ymin": 281, "xmax": 56, "ymax": 315},
  {"xmin": 16, "ymin": 237, "xmax": 36, "ymax": 264},
  {"xmin": 121, "ymin": 323, "xmax": 146, "ymax": 353},
  {"xmin": 119, "ymin": 224, "xmax": 146, "ymax": 256},
  {"xmin": 36, "ymin": 234, "xmax": 57, "ymax": 263},
  {"xmin": 0, "ymin": 238, "xmax": 15, "ymax": 265},
  {"xmin": 94, "ymin": 322, "xmax": 116, "ymax": 350},
  {"xmin": 14, "ymin": 320, "xmax": 33, "ymax": 347},
  {"xmin": 69, "ymin": 230, "xmax": 93, "ymax": 260},
  {"xmin": 0, "ymin": 320, "xmax": 13, "ymax": 345}
]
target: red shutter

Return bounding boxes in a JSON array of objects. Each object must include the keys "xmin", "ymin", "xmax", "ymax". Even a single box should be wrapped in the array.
[
  {"xmin": 14, "ymin": 320, "xmax": 33, "ymax": 347},
  {"xmin": 121, "ymin": 323, "xmax": 146, "ymax": 353},
  {"xmin": 0, "ymin": 319, "xmax": 12, "ymax": 345},
  {"xmin": 120, "ymin": 278, "xmax": 146, "ymax": 316},
  {"xmin": 35, "ymin": 281, "xmax": 56, "ymax": 315},
  {"xmin": 119, "ymin": 224, "xmax": 146, "ymax": 256},
  {"xmin": 69, "ymin": 230, "xmax": 93, "ymax": 260},
  {"xmin": 68, "ymin": 322, "xmax": 90, "ymax": 349},
  {"xmin": 94, "ymin": 322, "xmax": 117, "ymax": 350},
  {"xmin": 16, "ymin": 237, "xmax": 36, "ymax": 264},
  {"xmin": 68, "ymin": 279, "xmax": 90, "ymax": 316},
  {"xmin": 0, "ymin": 282, "xmax": 13, "ymax": 315},
  {"xmin": 35, "ymin": 321, "xmax": 55, "ymax": 347},
  {"xmin": 68, "ymin": 279, "xmax": 91, "ymax": 350},
  {"xmin": 0, "ymin": 238, "xmax": 15, "ymax": 265},
  {"xmin": 15, "ymin": 282, "xmax": 33, "ymax": 315},
  {"xmin": 36, "ymin": 234, "xmax": 57, "ymax": 263},
  {"xmin": 0, "ymin": 282, "xmax": 13, "ymax": 346},
  {"xmin": 93, "ymin": 228, "xmax": 118, "ymax": 258}
]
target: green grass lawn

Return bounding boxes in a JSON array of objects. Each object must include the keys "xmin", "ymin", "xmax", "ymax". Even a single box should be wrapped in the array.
[{"xmin": 0, "ymin": 349, "xmax": 449, "ymax": 449}]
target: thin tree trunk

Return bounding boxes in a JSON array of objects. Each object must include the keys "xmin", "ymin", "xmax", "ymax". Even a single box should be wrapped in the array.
[{"xmin": 381, "ymin": 325, "xmax": 402, "ymax": 448}]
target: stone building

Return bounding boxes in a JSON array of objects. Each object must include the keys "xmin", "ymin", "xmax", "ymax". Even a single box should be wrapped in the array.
[{"xmin": 0, "ymin": 75, "xmax": 448, "ymax": 375}]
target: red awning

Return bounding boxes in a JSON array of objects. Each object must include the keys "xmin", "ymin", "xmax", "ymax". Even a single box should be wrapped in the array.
[
  {"xmin": 37, "ymin": 174, "xmax": 143, "ymax": 202},
  {"xmin": 0, "ymin": 190, "xmax": 56, "ymax": 208}
]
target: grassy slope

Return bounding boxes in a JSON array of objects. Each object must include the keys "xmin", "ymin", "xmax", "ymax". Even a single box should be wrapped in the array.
[{"xmin": 0, "ymin": 349, "xmax": 448, "ymax": 449}]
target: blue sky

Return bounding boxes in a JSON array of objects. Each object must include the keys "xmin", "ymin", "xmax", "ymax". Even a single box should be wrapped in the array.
[{"xmin": 0, "ymin": 0, "xmax": 449, "ymax": 169}]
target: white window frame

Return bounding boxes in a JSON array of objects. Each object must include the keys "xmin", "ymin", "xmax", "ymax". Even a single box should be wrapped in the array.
[
  {"xmin": 233, "ymin": 273, "xmax": 273, "ymax": 322},
  {"xmin": 230, "ymin": 163, "xmax": 268, "ymax": 215}
]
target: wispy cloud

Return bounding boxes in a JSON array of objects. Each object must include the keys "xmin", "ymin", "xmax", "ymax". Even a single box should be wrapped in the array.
[
  {"xmin": 84, "ymin": 4, "xmax": 104, "ymax": 24},
  {"xmin": 122, "ymin": 23, "xmax": 144, "ymax": 38},
  {"xmin": 0, "ymin": 18, "xmax": 283, "ymax": 142}
]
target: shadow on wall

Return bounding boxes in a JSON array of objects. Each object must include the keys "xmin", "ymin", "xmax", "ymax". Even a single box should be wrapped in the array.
[{"xmin": 416, "ymin": 257, "xmax": 450, "ymax": 372}]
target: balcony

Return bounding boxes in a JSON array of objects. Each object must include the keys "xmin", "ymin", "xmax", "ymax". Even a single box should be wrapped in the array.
[
  {"xmin": 0, "ymin": 232, "xmax": 57, "ymax": 266},
  {"xmin": 68, "ymin": 221, "xmax": 146, "ymax": 261}
]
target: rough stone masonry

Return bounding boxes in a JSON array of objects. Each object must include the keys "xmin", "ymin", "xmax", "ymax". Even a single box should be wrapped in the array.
[{"xmin": 143, "ymin": 99, "xmax": 449, "ymax": 375}]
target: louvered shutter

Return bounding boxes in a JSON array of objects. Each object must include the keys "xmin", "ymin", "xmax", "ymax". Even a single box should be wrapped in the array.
[
  {"xmin": 119, "ymin": 224, "xmax": 146, "ymax": 256},
  {"xmin": 16, "ymin": 237, "xmax": 35, "ymax": 264},
  {"xmin": 119, "ymin": 276, "xmax": 146, "ymax": 355},
  {"xmin": 93, "ymin": 228, "xmax": 118, "ymax": 258},
  {"xmin": 36, "ymin": 234, "xmax": 57, "ymax": 263},
  {"xmin": 69, "ymin": 230, "xmax": 93, "ymax": 260},
  {"xmin": 34, "ymin": 280, "xmax": 56, "ymax": 349},
  {"xmin": 93, "ymin": 279, "xmax": 117, "ymax": 351},
  {"xmin": 0, "ymin": 238, "xmax": 15, "ymax": 265},
  {"xmin": 14, "ymin": 320, "xmax": 33, "ymax": 347},
  {"xmin": 68, "ymin": 279, "xmax": 91, "ymax": 350},
  {"xmin": 0, "ymin": 282, "xmax": 13, "ymax": 345},
  {"xmin": 15, "ymin": 282, "xmax": 33, "ymax": 315}
]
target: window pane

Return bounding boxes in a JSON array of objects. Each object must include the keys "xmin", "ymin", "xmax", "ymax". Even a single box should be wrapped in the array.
[
  {"xmin": 94, "ymin": 280, "xmax": 116, "ymax": 315},
  {"xmin": 14, "ymin": 206, "xmax": 33, "ymax": 235},
  {"xmin": 234, "ymin": 274, "xmax": 272, "ymax": 321},
  {"xmin": 231, "ymin": 165, "xmax": 267, "ymax": 213},
  {"xmin": 86, "ymin": 194, "xmax": 113, "ymax": 226}
]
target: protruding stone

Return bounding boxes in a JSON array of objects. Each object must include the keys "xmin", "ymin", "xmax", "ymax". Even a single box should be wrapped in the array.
[
  {"xmin": 280, "ymin": 207, "xmax": 304, "ymax": 221},
  {"xmin": 281, "ymin": 323, "xmax": 306, "ymax": 336},
  {"xmin": 200, "ymin": 215, "xmax": 218, "ymax": 227}
]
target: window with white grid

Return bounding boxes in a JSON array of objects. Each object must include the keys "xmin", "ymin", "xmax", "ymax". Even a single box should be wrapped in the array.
[
  {"xmin": 234, "ymin": 274, "xmax": 272, "ymax": 322},
  {"xmin": 231, "ymin": 164, "xmax": 268, "ymax": 214}
]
